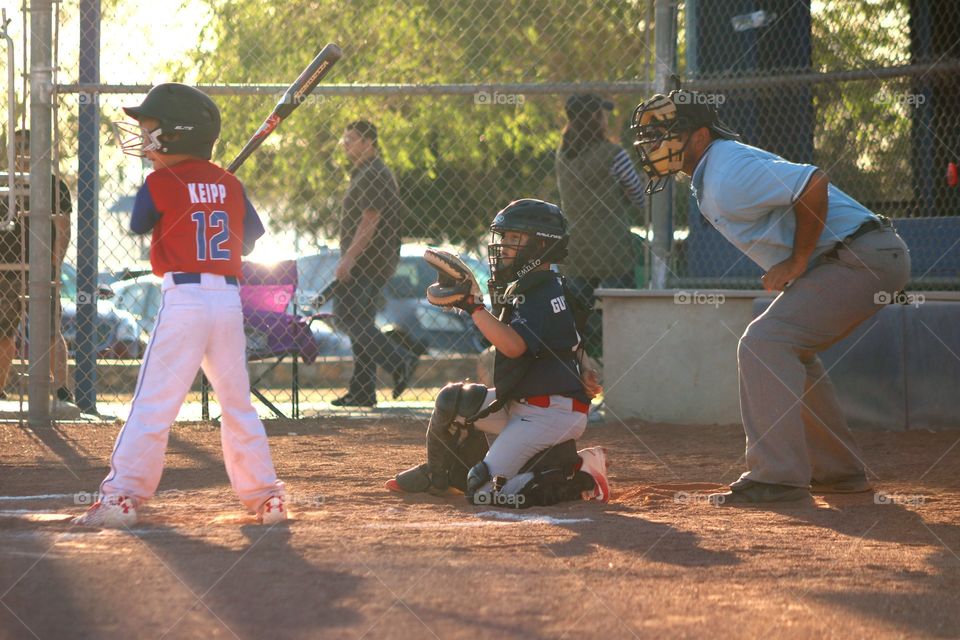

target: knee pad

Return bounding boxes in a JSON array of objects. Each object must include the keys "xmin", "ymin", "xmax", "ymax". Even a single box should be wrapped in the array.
[
  {"xmin": 430, "ymin": 382, "xmax": 488, "ymax": 438},
  {"xmin": 427, "ymin": 382, "xmax": 488, "ymax": 491}
]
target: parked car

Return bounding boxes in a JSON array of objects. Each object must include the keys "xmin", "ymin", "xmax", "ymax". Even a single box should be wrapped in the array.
[
  {"xmin": 108, "ymin": 273, "xmax": 163, "ymax": 337},
  {"xmin": 57, "ymin": 263, "xmax": 148, "ymax": 359},
  {"xmin": 110, "ymin": 272, "xmax": 352, "ymax": 358},
  {"xmin": 59, "ymin": 300, "xmax": 146, "ymax": 358},
  {"xmin": 297, "ymin": 244, "xmax": 489, "ymax": 355}
]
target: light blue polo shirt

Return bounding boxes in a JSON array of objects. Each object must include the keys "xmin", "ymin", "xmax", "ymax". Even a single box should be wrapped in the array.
[{"xmin": 690, "ymin": 140, "xmax": 877, "ymax": 271}]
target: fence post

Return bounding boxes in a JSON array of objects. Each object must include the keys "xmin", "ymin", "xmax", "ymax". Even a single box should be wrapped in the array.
[
  {"xmin": 75, "ymin": 0, "xmax": 100, "ymax": 414},
  {"xmin": 28, "ymin": 0, "xmax": 53, "ymax": 427},
  {"xmin": 650, "ymin": 0, "xmax": 677, "ymax": 289}
]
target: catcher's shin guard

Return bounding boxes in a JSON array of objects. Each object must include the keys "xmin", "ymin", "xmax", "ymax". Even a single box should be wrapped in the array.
[
  {"xmin": 425, "ymin": 382, "xmax": 488, "ymax": 493},
  {"xmin": 394, "ymin": 463, "xmax": 433, "ymax": 493},
  {"xmin": 447, "ymin": 428, "xmax": 489, "ymax": 492}
]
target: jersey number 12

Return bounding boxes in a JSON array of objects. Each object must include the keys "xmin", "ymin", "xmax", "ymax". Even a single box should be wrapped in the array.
[{"xmin": 191, "ymin": 210, "xmax": 231, "ymax": 261}]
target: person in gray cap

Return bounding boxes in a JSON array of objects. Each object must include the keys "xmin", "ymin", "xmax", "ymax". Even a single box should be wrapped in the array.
[
  {"xmin": 631, "ymin": 89, "xmax": 910, "ymax": 505},
  {"xmin": 555, "ymin": 94, "xmax": 646, "ymax": 360}
]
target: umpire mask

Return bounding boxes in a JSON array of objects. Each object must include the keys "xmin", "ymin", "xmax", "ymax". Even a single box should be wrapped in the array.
[{"xmin": 631, "ymin": 90, "xmax": 740, "ymax": 194}]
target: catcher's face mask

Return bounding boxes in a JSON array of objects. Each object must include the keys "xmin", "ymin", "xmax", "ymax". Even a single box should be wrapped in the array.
[
  {"xmin": 488, "ymin": 230, "xmax": 541, "ymax": 285},
  {"xmin": 630, "ymin": 94, "xmax": 690, "ymax": 195}
]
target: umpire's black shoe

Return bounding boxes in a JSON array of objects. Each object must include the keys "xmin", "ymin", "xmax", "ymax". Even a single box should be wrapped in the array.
[
  {"xmin": 392, "ymin": 354, "xmax": 420, "ymax": 400},
  {"xmin": 330, "ymin": 393, "xmax": 377, "ymax": 408},
  {"xmin": 709, "ymin": 478, "xmax": 813, "ymax": 506}
]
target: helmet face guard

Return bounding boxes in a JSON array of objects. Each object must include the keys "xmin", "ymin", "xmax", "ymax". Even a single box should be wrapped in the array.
[
  {"xmin": 631, "ymin": 94, "xmax": 691, "ymax": 195},
  {"xmin": 488, "ymin": 230, "xmax": 560, "ymax": 286},
  {"xmin": 116, "ymin": 83, "xmax": 220, "ymax": 160},
  {"xmin": 487, "ymin": 199, "xmax": 569, "ymax": 287},
  {"xmin": 113, "ymin": 121, "xmax": 164, "ymax": 158}
]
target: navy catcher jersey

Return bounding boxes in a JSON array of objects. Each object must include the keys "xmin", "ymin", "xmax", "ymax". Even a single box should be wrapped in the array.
[{"xmin": 494, "ymin": 271, "xmax": 588, "ymax": 403}]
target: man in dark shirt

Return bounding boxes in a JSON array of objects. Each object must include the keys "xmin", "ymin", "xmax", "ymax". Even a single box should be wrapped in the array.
[
  {"xmin": 332, "ymin": 120, "xmax": 417, "ymax": 407},
  {"xmin": 0, "ymin": 129, "xmax": 78, "ymax": 417}
]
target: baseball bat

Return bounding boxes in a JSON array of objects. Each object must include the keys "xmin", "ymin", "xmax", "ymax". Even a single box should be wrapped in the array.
[{"xmin": 226, "ymin": 42, "xmax": 343, "ymax": 174}]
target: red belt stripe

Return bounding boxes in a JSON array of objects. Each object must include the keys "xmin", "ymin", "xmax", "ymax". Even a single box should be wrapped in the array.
[{"xmin": 524, "ymin": 395, "xmax": 590, "ymax": 414}]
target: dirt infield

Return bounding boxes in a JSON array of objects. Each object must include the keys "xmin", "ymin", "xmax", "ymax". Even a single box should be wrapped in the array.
[{"xmin": 1, "ymin": 417, "xmax": 959, "ymax": 639}]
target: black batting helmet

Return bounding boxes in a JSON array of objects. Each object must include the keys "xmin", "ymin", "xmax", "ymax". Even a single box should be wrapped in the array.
[
  {"xmin": 488, "ymin": 199, "xmax": 569, "ymax": 286},
  {"xmin": 120, "ymin": 83, "xmax": 221, "ymax": 159}
]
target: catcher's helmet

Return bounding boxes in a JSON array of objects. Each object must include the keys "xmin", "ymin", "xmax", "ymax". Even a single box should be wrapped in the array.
[
  {"xmin": 488, "ymin": 199, "xmax": 569, "ymax": 286},
  {"xmin": 117, "ymin": 83, "xmax": 221, "ymax": 160},
  {"xmin": 630, "ymin": 90, "xmax": 739, "ymax": 194}
]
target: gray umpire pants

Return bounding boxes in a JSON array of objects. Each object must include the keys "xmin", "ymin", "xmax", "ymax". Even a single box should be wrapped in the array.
[{"xmin": 737, "ymin": 227, "xmax": 910, "ymax": 488}]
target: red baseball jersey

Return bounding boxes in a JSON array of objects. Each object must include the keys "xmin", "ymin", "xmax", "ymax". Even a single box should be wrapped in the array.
[{"xmin": 132, "ymin": 159, "xmax": 259, "ymax": 277}]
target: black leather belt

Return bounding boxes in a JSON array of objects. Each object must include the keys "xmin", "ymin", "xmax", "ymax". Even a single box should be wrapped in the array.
[
  {"xmin": 172, "ymin": 272, "xmax": 238, "ymax": 286},
  {"xmin": 844, "ymin": 215, "xmax": 892, "ymax": 244},
  {"xmin": 825, "ymin": 216, "xmax": 892, "ymax": 258}
]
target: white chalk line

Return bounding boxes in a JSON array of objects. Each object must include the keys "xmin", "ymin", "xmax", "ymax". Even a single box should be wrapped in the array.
[{"xmin": 365, "ymin": 511, "xmax": 593, "ymax": 529}]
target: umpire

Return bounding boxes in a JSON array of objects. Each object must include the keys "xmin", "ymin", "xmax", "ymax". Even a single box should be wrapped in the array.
[
  {"xmin": 332, "ymin": 120, "xmax": 418, "ymax": 407},
  {"xmin": 631, "ymin": 90, "xmax": 911, "ymax": 505}
]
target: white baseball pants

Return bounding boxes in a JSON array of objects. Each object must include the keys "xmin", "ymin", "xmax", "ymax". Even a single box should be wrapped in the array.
[
  {"xmin": 99, "ymin": 273, "xmax": 284, "ymax": 512},
  {"xmin": 473, "ymin": 389, "xmax": 588, "ymax": 479}
]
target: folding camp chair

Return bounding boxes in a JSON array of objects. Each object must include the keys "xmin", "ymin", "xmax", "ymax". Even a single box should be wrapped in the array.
[{"xmin": 200, "ymin": 260, "xmax": 330, "ymax": 420}]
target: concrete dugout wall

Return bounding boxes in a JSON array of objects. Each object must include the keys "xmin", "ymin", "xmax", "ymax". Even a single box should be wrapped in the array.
[{"xmin": 598, "ymin": 290, "xmax": 960, "ymax": 430}]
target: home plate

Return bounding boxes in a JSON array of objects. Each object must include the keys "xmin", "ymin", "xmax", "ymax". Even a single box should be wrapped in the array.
[{"xmin": 474, "ymin": 511, "xmax": 593, "ymax": 525}]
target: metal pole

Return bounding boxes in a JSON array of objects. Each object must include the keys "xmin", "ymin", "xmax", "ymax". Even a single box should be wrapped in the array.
[
  {"xmin": 3, "ymin": 10, "xmax": 16, "ymax": 225},
  {"xmin": 75, "ymin": 0, "xmax": 99, "ymax": 413},
  {"xmin": 650, "ymin": 0, "xmax": 677, "ymax": 289},
  {"xmin": 28, "ymin": 0, "xmax": 53, "ymax": 427}
]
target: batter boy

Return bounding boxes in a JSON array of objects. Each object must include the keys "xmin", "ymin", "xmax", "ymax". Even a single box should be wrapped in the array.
[{"xmin": 73, "ymin": 83, "xmax": 286, "ymax": 527}]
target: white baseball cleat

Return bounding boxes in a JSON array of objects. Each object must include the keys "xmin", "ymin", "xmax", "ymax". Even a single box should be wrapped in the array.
[
  {"xmin": 72, "ymin": 495, "xmax": 138, "ymax": 528},
  {"xmin": 258, "ymin": 495, "xmax": 287, "ymax": 524},
  {"xmin": 578, "ymin": 447, "xmax": 610, "ymax": 503}
]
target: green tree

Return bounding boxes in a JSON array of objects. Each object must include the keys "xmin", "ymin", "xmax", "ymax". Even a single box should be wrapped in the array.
[{"xmin": 187, "ymin": 0, "xmax": 653, "ymax": 246}]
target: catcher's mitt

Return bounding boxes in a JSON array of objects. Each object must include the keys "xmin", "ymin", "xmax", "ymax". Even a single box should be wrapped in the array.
[{"xmin": 424, "ymin": 248, "xmax": 484, "ymax": 312}]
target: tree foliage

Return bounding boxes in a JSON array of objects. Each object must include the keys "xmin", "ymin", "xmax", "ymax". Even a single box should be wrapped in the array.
[{"xmin": 184, "ymin": 0, "xmax": 653, "ymax": 246}]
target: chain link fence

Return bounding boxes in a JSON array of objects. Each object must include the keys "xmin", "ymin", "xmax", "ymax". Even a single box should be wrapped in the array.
[
  {"xmin": 3, "ymin": 0, "xmax": 959, "ymax": 422},
  {"xmin": 671, "ymin": 0, "xmax": 960, "ymax": 289}
]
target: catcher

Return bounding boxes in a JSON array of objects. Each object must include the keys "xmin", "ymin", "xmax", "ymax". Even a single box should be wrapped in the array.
[{"xmin": 386, "ymin": 199, "xmax": 609, "ymax": 508}]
